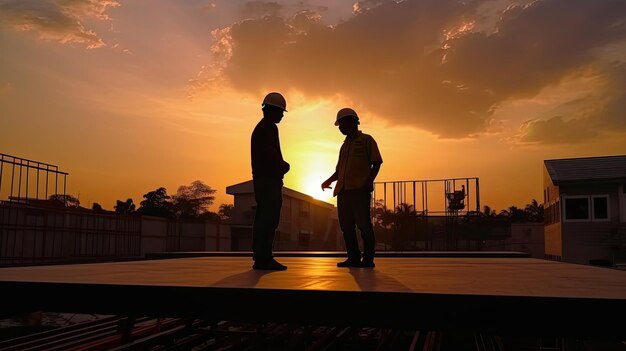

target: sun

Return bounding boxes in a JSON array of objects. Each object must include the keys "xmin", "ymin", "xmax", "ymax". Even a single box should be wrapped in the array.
[
  {"xmin": 306, "ymin": 182, "xmax": 335, "ymax": 202},
  {"xmin": 300, "ymin": 172, "xmax": 336, "ymax": 204}
]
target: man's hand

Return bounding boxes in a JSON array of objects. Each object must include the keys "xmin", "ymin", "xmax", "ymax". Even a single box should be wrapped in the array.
[
  {"xmin": 321, "ymin": 179, "xmax": 332, "ymax": 191},
  {"xmin": 281, "ymin": 161, "xmax": 290, "ymax": 175}
]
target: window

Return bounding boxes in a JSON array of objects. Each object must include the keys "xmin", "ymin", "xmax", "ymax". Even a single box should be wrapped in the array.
[
  {"xmin": 592, "ymin": 195, "xmax": 609, "ymax": 221},
  {"xmin": 282, "ymin": 199, "xmax": 292, "ymax": 219},
  {"xmin": 299, "ymin": 201, "xmax": 310, "ymax": 218},
  {"xmin": 298, "ymin": 230, "xmax": 311, "ymax": 247},
  {"xmin": 563, "ymin": 196, "xmax": 589, "ymax": 221},
  {"xmin": 563, "ymin": 195, "xmax": 610, "ymax": 222},
  {"xmin": 622, "ymin": 184, "xmax": 626, "ymax": 223}
]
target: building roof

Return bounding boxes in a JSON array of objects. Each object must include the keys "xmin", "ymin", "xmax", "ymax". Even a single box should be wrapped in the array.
[
  {"xmin": 1, "ymin": 255, "xmax": 625, "ymax": 338},
  {"xmin": 226, "ymin": 180, "xmax": 335, "ymax": 210},
  {"xmin": 544, "ymin": 155, "xmax": 626, "ymax": 184}
]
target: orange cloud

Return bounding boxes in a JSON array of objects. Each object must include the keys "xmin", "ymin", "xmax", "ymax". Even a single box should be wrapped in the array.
[
  {"xmin": 198, "ymin": 0, "xmax": 626, "ymax": 140},
  {"xmin": 520, "ymin": 63, "xmax": 626, "ymax": 144},
  {"xmin": 242, "ymin": 1, "xmax": 282, "ymax": 18},
  {"xmin": 0, "ymin": 0, "xmax": 118, "ymax": 48}
]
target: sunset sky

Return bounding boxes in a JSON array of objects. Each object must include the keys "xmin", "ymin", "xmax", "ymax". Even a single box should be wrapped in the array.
[{"xmin": 1, "ymin": 0, "xmax": 625, "ymax": 212}]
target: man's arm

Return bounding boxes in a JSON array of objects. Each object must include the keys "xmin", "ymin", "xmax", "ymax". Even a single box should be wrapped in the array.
[
  {"xmin": 367, "ymin": 162, "xmax": 382, "ymax": 192},
  {"xmin": 321, "ymin": 172, "xmax": 338, "ymax": 190}
]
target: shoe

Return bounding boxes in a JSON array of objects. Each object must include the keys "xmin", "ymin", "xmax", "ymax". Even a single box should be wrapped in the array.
[
  {"xmin": 337, "ymin": 259, "xmax": 361, "ymax": 267},
  {"xmin": 253, "ymin": 258, "xmax": 287, "ymax": 271},
  {"xmin": 360, "ymin": 260, "xmax": 375, "ymax": 268}
]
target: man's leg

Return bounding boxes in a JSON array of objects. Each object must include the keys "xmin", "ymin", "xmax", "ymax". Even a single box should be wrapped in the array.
[
  {"xmin": 338, "ymin": 191, "xmax": 361, "ymax": 264},
  {"xmin": 354, "ymin": 189, "xmax": 375, "ymax": 265},
  {"xmin": 252, "ymin": 179, "xmax": 280, "ymax": 261},
  {"xmin": 252, "ymin": 179, "xmax": 271, "ymax": 262},
  {"xmin": 252, "ymin": 178, "xmax": 286, "ymax": 270},
  {"xmin": 265, "ymin": 179, "xmax": 283, "ymax": 258}
]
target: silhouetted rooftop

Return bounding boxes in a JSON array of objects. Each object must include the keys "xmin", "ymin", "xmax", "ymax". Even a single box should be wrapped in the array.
[
  {"xmin": 545, "ymin": 154, "xmax": 626, "ymax": 184},
  {"xmin": 1, "ymin": 253, "xmax": 625, "ymax": 338},
  {"xmin": 226, "ymin": 180, "xmax": 335, "ymax": 209}
]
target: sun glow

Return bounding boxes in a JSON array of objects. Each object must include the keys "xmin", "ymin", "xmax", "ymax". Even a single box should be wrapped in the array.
[{"xmin": 301, "ymin": 171, "xmax": 336, "ymax": 203}]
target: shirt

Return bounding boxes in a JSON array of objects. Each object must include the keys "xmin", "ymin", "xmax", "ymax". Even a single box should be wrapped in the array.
[
  {"xmin": 334, "ymin": 131, "xmax": 383, "ymax": 196},
  {"xmin": 251, "ymin": 117, "xmax": 287, "ymax": 179}
]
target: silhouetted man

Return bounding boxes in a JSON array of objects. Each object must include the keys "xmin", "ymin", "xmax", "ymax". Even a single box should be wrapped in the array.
[
  {"xmin": 322, "ymin": 108, "xmax": 382, "ymax": 268},
  {"xmin": 250, "ymin": 92, "xmax": 290, "ymax": 270}
]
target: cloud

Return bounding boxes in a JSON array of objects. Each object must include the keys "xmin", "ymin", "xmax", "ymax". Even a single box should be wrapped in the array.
[
  {"xmin": 520, "ymin": 116, "xmax": 595, "ymax": 144},
  {"xmin": 443, "ymin": 0, "xmax": 626, "ymax": 100},
  {"xmin": 242, "ymin": 1, "xmax": 282, "ymax": 18},
  {"xmin": 352, "ymin": 0, "xmax": 387, "ymax": 14},
  {"xmin": 520, "ymin": 63, "xmax": 626, "ymax": 144},
  {"xmin": 0, "ymin": 0, "xmax": 118, "ymax": 48},
  {"xmin": 200, "ymin": 0, "xmax": 626, "ymax": 139}
]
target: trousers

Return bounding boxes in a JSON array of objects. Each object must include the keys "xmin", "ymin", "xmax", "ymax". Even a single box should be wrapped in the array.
[
  {"xmin": 337, "ymin": 188, "xmax": 375, "ymax": 262},
  {"xmin": 252, "ymin": 177, "xmax": 283, "ymax": 261}
]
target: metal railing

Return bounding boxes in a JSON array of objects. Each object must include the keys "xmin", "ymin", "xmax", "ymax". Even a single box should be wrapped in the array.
[
  {"xmin": 0, "ymin": 153, "xmax": 69, "ymax": 203},
  {"xmin": 373, "ymin": 177, "xmax": 480, "ymax": 216},
  {"xmin": 372, "ymin": 177, "xmax": 481, "ymax": 251},
  {"xmin": 0, "ymin": 153, "xmax": 141, "ymax": 266}
]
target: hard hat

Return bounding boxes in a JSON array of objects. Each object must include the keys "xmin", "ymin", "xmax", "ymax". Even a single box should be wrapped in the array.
[
  {"xmin": 335, "ymin": 107, "xmax": 359, "ymax": 126},
  {"xmin": 262, "ymin": 92, "xmax": 287, "ymax": 111}
]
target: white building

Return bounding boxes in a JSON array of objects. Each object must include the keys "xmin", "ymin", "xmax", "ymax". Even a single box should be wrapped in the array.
[
  {"xmin": 226, "ymin": 180, "xmax": 341, "ymax": 251},
  {"xmin": 543, "ymin": 155, "xmax": 626, "ymax": 265}
]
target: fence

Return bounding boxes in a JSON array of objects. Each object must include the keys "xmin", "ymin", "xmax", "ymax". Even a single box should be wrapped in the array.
[
  {"xmin": 372, "ymin": 178, "xmax": 482, "ymax": 251},
  {"xmin": 0, "ymin": 153, "xmax": 143, "ymax": 265}
]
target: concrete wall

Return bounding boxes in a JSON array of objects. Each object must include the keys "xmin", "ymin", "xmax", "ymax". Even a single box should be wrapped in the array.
[
  {"xmin": 0, "ymin": 203, "xmax": 234, "ymax": 266},
  {"xmin": 544, "ymin": 222, "xmax": 562, "ymax": 259},
  {"xmin": 1, "ymin": 203, "xmax": 141, "ymax": 265},
  {"xmin": 205, "ymin": 223, "xmax": 232, "ymax": 251},
  {"xmin": 140, "ymin": 216, "xmax": 168, "ymax": 256},
  {"xmin": 508, "ymin": 223, "xmax": 544, "ymax": 259}
]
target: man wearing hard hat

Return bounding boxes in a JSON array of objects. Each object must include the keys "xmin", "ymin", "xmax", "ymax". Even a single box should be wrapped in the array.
[
  {"xmin": 250, "ymin": 92, "xmax": 290, "ymax": 270},
  {"xmin": 321, "ymin": 108, "xmax": 383, "ymax": 268}
]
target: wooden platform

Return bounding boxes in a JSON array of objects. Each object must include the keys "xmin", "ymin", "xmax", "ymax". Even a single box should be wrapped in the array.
[{"xmin": 1, "ymin": 254, "xmax": 625, "ymax": 337}]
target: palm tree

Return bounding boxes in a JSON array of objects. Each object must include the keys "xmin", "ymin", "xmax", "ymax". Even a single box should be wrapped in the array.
[
  {"xmin": 499, "ymin": 206, "xmax": 527, "ymax": 222},
  {"xmin": 218, "ymin": 204, "xmax": 233, "ymax": 220},
  {"xmin": 524, "ymin": 199, "xmax": 544, "ymax": 222},
  {"xmin": 483, "ymin": 205, "xmax": 496, "ymax": 218}
]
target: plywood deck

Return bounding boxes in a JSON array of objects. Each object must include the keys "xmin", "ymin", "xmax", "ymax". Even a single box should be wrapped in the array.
[{"xmin": 1, "ymin": 255, "xmax": 625, "ymax": 337}]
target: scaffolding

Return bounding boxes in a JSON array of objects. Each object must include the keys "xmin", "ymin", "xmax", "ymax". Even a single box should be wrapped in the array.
[
  {"xmin": 372, "ymin": 177, "xmax": 480, "ymax": 251},
  {"xmin": 0, "ymin": 153, "xmax": 68, "ymax": 204},
  {"xmin": 0, "ymin": 153, "xmax": 141, "ymax": 266}
]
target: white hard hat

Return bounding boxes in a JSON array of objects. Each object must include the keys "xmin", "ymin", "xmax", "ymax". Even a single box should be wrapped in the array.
[
  {"xmin": 262, "ymin": 92, "xmax": 287, "ymax": 111},
  {"xmin": 335, "ymin": 107, "xmax": 359, "ymax": 126}
]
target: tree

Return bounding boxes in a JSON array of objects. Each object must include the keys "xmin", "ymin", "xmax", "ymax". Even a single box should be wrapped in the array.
[
  {"xmin": 49, "ymin": 194, "xmax": 80, "ymax": 208},
  {"xmin": 137, "ymin": 187, "xmax": 174, "ymax": 217},
  {"xmin": 218, "ymin": 204, "xmax": 233, "ymax": 221},
  {"xmin": 372, "ymin": 199, "xmax": 395, "ymax": 229},
  {"xmin": 92, "ymin": 203, "xmax": 105, "ymax": 212},
  {"xmin": 483, "ymin": 205, "xmax": 496, "ymax": 218},
  {"xmin": 199, "ymin": 211, "xmax": 220, "ymax": 222},
  {"xmin": 499, "ymin": 206, "xmax": 527, "ymax": 222},
  {"xmin": 392, "ymin": 203, "xmax": 422, "ymax": 250},
  {"xmin": 172, "ymin": 180, "xmax": 216, "ymax": 219},
  {"xmin": 524, "ymin": 199, "xmax": 544, "ymax": 222},
  {"xmin": 115, "ymin": 198, "xmax": 136, "ymax": 214}
]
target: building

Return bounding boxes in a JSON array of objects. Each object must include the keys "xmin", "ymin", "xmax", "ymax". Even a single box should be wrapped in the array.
[
  {"xmin": 226, "ymin": 180, "xmax": 341, "ymax": 251},
  {"xmin": 508, "ymin": 223, "xmax": 545, "ymax": 259},
  {"xmin": 543, "ymin": 155, "xmax": 626, "ymax": 265}
]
